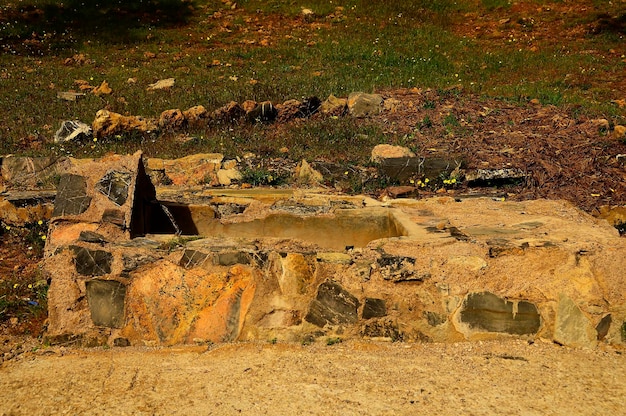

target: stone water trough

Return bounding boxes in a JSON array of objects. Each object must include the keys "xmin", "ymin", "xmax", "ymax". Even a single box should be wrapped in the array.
[{"xmin": 43, "ymin": 152, "xmax": 626, "ymax": 348}]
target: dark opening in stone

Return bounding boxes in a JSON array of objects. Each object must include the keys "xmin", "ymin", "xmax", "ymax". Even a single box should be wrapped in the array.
[
  {"xmin": 52, "ymin": 174, "xmax": 92, "ymax": 217},
  {"xmin": 459, "ymin": 292, "xmax": 541, "ymax": 335},
  {"xmin": 596, "ymin": 314, "xmax": 612, "ymax": 341},
  {"xmin": 86, "ymin": 279, "xmax": 126, "ymax": 328},
  {"xmin": 147, "ymin": 202, "xmax": 199, "ymax": 235}
]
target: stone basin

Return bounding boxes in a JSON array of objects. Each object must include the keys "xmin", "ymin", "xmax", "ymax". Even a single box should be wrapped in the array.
[
  {"xmin": 149, "ymin": 205, "xmax": 409, "ymax": 251},
  {"xmin": 41, "ymin": 153, "xmax": 626, "ymax": 349}
]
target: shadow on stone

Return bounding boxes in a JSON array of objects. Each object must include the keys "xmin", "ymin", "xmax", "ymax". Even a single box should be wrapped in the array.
[{"xmin": 459, "ymin": 292, "xmax": 541, "ymax": 335}]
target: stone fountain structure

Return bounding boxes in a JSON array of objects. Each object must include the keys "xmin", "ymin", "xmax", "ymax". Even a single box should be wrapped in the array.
[{"xmin": 39, "ymin": 152, "xmax": 626, "ymax": 348}]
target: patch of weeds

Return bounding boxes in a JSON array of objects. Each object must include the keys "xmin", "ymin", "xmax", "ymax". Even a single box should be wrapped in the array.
[
  {"xmin": 621, "ymin": 321, "xmax": 626, "ymax": 342},
  {"xmin": 326, "ymin": 337, "xmax": 342, "ymax": 346},
  {"xmin": 419, "ymin": 115, "xmax": 433, "ymax": 129},
  {"xmin": 0, "ymin": 271, "xmax": 49, "ymax": 329},
  {"xmin": 356, "ymin": 174, "xmax": 400, "ymax": 195},
  {"xmin": 268, "ymin": 337, "xmax": 278, "ymax": 344},
  {"xmin": 241, "ymin": 168, "xmax": 286, "ymax": 186},
  {"xmin": 423, "ymin": 100, "xmax": 436, "ymax": 109},
  {"xmin": 23, "ymin": 220, "xmax": 49, "ymax": 257},
  {"xmin": 443, "ymin": 113, "xmax": 460, "ymax": 127},
  {"xmin": 301, "ymin": 334, "xmax": 315, "ymax": 346}
]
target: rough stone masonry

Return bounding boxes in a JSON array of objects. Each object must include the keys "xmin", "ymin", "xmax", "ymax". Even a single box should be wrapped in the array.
[{"xmin": 37, "ymin": 152, "xmax": 626, "ymax": 348}]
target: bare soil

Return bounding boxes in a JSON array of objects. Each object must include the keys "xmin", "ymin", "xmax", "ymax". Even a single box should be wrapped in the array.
[{"xmin": 1, "ymin": 339, "xmax": 625, "ymax": 415}]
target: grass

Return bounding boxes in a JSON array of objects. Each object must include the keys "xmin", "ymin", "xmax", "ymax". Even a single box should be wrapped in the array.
[{"xmin": 0, "ymin": 0, "xmax": 624, "ymax": 160}]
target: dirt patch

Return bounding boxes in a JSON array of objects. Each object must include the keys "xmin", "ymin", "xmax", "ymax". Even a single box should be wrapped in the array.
[{"xmin": 1, "ymin": 339, "xmax": 624, "ymax": 415}]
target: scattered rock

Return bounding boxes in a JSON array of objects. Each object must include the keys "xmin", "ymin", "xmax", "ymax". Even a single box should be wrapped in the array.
[
  {"xmin": 222, "ymin": 159, "xmax": 237, "ymax": 170},
  {"xmin": 102, "ymin": 209, "xmax": 126, "ymax": 227},
  {"xmin": 277, "ymin": 97, "xmax": 322, "ymax": 122},
  {"xmin": 320, "ymin": 94, "xmax": 347, "ymax": 115},
  {"xmin": 301, "ymin": 8, "xmax": 315, "ymax": 22},
  {"xmin": 613, "ymin": 125, "xmax": 626, "ymax": 139},
  {"xmin": 179, "ymin": 249, "xmax": 210, "ymax": 269},
  {"xmin": 54, "ymin": 120, "xmax": 93, "ymax": 143},
  {"xmin": 158, "ymin": 153, "xmax": 223, "ymax": 186},
  {"xmin": 424, "ymin": 311, "xmax": 447, "ymax": 327},
  {"xmin": 383, "ymin": 98, "xmax": 402, "ymax": 112},
  {"xmin": 159, "ymin": 109, "xmax": 185, "ymax": 130},
  {"xmin": 241, "ymin": 100, "xmax": 257, "ymax": 113},
  {"xmin": 183, "ymin": 105, "xmax": 209, "ymax": 127},
  {"xmin": 122, "ymin": 253, "xmax": 158, "ymax": 274},
  {"xmin": 382, "ymin": 186, "xmax": 419, "ymax": 199},
  {"xmin": 217, "ymin": 168, "xmax": 242, "ymax": 186},
  {"xmin": 588, "ymin": 118, "xmax": 610, "ymax": 131},
  {"xmin": 212, "ymin": 101, "xmax": 245, "ymax": 123},
  {"xmin": 371, "ymin": 144, "xmax": 416, "ymax": 163},
  {"xmin": 593, "ymin": 205, "xmax": 626, "ymax": 229},
  {"xmin": 347, "ymin": 92, "xmax": 383, "ymax": 117},
  {"xmin": 113, "ymin": 337, "xmax": 131, "ymax": 347},
  {"xmin": 146, "ymin": 78, "xmax": 175, "ymax": 91},
  {"xmin": 92, "ymin": 80, "xmax": 112, "ymax": 96},
  {"xmin": 57, "ymin": 91, "xmax": 85, "ymax": 101},
  {"xmin": 294, "ymin": 159, "xmax": 323, "ymax": 185},
  {"xmin": 0, "ymin": 192, "xmax": 55, "ymax": 226},
  {"xmin": 277, "ymin": 99, "xmax": 302, "ymax": 122},
  {"xmin": 298, "ymin": 96, "xmax": 322, "ymax": 117},
  {"xmin": 92, "ymin": 109, "xmax": 157, "ymax": 138},
  {"xmin": 214, "ymin": 251, "xmax": 251, "ymax": 266},
  {"xmin": 78, "ymin": 231, "xmax": 109, "ymax": 244},
  {"xmin": 160, "ymin": 153, "xmax": 224, "ymax": 186},
  {"xmin": 465, "ymin": 168, "xmax": 527, "ymax": 186}
]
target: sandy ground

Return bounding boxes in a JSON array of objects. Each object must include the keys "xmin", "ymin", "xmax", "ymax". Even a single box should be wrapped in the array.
[{"xmin": 1, "ymin": 339, "xmax": 624, "ymax": 416}]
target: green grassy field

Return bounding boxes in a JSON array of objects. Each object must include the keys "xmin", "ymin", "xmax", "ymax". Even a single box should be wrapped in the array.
[{"xmin": 0, "ymin": 0, "xmax": 624, "ymax": 161}]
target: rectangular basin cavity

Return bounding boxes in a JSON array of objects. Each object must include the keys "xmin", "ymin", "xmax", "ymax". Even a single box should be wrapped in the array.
[{"xmin": 149, "ymin": 204, "xmax": 407, "ymax": 250}]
